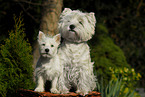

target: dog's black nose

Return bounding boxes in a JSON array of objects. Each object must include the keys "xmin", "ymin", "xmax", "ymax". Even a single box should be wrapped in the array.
[
  {"xmin": 45, "ymin": 49, "xmax": 49, "ymax": 53},
  {"xmin": 70, "ymin": 25, "xmax": 75, "ymax": 30}
]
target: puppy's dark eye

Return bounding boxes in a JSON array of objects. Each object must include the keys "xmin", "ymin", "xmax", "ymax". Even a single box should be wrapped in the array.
[
  {"xmin": 42, "ymin": 44, "xmax": 45, "ymax": 46},
  {"xmin": 51, "ymin": 45, "xmax": 54, "ymax": 47}
]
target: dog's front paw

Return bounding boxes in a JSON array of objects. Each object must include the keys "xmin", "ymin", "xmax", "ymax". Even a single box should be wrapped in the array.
[
  {"xmin": 61, "ymin": 90, "xmax": 69, "ymax": 94},
  {"xmin": 60, "ymin": 89, "xmax": 69, "ymax": 94},
  {"xmin": 50, "ymin": 88, "xmax": 60, "ymax": 94},
  {"xmin": 34, "ymin": 87, "xmax": 44, "ymax": 92},
  {"xmin": 76, "ymin": 90, "xmax": 89, "ymax": 96}
]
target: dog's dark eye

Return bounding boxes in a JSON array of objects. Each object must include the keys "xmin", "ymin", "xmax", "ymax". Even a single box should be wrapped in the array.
[
  {"xmin": 42, "ymin": 44, "xmax": 45, "ymax": 46},
  {"xmin": 51, "ymin": 45, "xmax": 54, "ymax": 47},
  {"xmin": 79, "ymin": 21, "xmax": 83, "ymax": 26}
]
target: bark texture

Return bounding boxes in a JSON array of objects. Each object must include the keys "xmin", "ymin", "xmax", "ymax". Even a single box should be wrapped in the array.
[
  {"xmin": 40, "ymin": 0, "xmax": 63, "ymax": 35},
  {"xmin": 33, "ymin": 0, "xmax": 63, "ymax": 66}
]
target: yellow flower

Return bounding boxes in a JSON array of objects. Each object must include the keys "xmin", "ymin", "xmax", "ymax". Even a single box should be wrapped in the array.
[
  {"xmin": 131, "ymin": 68, "xmax": 134, "ymax": 72},
  {"xmin": 123, "ymin": 77, "xmax": 127, "ymax": 81},
  {"xmin": 119, "ymin": 69, "xmax": 123, "ymax": 73},
  {"xmin": 109, "ymin": 67, "xmax": 112, "ymax": 70},
  {"xmin": 124, "ymin": 67, "xmax": 129, "ymax": 72},
  {"xmin": 137, "ymin": 73, "xmax": 141, "ymax": 78},
  {"xmin": 124, "ymin": 88, "xmax": 129, "ymax": 94},
  {"xmin": 112, "ymin": 74, "xmax": 116, "ymax": 78}
]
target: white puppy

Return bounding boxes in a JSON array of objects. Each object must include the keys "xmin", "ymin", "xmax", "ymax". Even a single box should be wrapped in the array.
[
  {"xmin": 34, "ymin": 31, "xmax": 61, "ymax": 94},
  {"xmin": 58, "ymin": 8, "xmax": 96, "ymax": 96}
]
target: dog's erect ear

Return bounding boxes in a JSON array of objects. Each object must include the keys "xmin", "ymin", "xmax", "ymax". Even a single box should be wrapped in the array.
[
  {"xmin": 54, "ymin": 34, "xmax": 61, "ymax": 44},
  {"xmin": 85, "ymin": 12, "xmax": 96, "ymax": 36},
  {"xmin": 86, "ymin": 12, "xmax": 96, "ymax": 27},
  {"xmin": 89, "ymin": 12, "xmax": 96, "ymax": 25},
  {"xmin": 38, "ymin": 31, "xmax": 45, "ymax": 41},
  {"xmin": 62, "ymin": 8, "xmax": 72, "ymax": 14},
  {"xmin": 60, "ymin": 8, "xmax": 72, "ymax": 18}
]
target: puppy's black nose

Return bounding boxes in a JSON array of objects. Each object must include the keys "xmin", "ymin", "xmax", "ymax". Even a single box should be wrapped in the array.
[
  {"xmin": 70, "ymin": 25, "xmax": 75, "ymax": 30},
  {"xmin": 45, "ymin": 49, "xmax": 49, "ymax": 53}
]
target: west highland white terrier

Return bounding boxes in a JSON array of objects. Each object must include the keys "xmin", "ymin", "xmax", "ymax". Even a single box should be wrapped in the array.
[
  {"xmin": 34, "ymin": 31, "xmax": 61, "ymax": 94},
  {"xmin": 58, "ymin": 8, "xmax": 96, "ymax": 96}
]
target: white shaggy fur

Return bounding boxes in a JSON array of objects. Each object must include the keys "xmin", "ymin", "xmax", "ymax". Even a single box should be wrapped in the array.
[
  {"xmin": 34, "ymin": 31, "xmax": 62, "ymax": 93},
  {"xmin": 58, "ymin": 8, "xmax": 96, "ymax": 96}
]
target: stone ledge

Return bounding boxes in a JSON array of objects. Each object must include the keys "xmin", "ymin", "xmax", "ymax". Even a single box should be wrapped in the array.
[{"xmin": 17, "ymin": 89, "xmax": 101, "ymax": 97}]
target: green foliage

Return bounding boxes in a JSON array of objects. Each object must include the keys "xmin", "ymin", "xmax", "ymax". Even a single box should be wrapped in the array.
[
  {"xmin": 112, "ymin": 12, "xmax": 145, "ymax": 87},
  {"xmin": 0, "ymin": 15, "xmax": 35, "ymax": 97},
  {"xmin": 96, "ymin": 78, "xmax": 140, "ymax": 97},
  {"xmin": 90, "ymin": 24, "xmax": 140, "ymax": 94},
  {"xmin": 109, "ymin": 67, "xmax": 141, "ymax": 88},
  {"xmin": 93, "ymin": 0, "xmax": 145, "ymax": 86},
  {"xmin": 90, "ymin": 24, "xmax": 130, "ymax": 84},
  {"xmin": 109, "ymin": 67, "xmax": 141, "ymax": 96}
]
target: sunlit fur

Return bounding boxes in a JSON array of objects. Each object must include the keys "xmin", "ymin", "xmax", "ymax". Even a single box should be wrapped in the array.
[
  {"xmin": 58, "ymin": 8, "xmax": 97, "ymax": 96},
  {"xmin": 34, "ymin": 31, "xmax": 62, "ymax": 94}
]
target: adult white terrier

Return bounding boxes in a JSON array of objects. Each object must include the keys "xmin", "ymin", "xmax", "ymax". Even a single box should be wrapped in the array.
[
  {"xmin": 58, "ymin": 8, "xmax": 96, "ymax": 96},
  {"xmin": 34, "ymin": 31, "xmax": 61, "ymax": 94}
]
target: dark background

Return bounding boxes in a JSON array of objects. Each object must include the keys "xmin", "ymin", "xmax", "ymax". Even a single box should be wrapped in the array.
[{"xmin": 0, "ymin": 0, "xmax": 145, "ymax": 88}]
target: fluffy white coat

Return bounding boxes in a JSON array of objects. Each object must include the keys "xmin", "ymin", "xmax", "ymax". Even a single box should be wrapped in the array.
[
  {"xmin": 34, "ymin": 31, "xmax": 62, "ymax": 93},
  {"xmin": 58, "ymin": 8, "xmax": 96, "ymax": 96}
]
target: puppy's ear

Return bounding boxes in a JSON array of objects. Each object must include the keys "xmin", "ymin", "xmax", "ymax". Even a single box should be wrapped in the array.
[
  {"xmin": 38, "ymin": 31, "xmax": 45, "ymax": 41},
  {"xmin": 54, "ymin": 34, "xmax": 61, "ymax": 44}
]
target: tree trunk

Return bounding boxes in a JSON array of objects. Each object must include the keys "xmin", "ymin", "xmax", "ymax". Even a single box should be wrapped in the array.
[
  {"xmin": 40, "ymin": 0, "xmax": 63, "ymax": 35},
  {"xmin": 33, "ymin": 0, "xmax": 63, "ymax": 66}
]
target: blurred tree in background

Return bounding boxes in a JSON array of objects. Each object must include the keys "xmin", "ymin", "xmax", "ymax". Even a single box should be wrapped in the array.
[{"xmin": 0, "ymin": 0, "xmax": 144, "ymax": 93}]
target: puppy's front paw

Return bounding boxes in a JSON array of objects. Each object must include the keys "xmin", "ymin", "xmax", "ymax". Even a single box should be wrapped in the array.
[
  {"xmin": 50, "ymin": 88, "xmax": 60, "ymax": 94},
  {"xmin": 76, "ymin": 90, "xmax": 88, "ymax": 96},
  {"xmin": 34, "ymin": 87, "xmax": 44, "ymax": 92}
]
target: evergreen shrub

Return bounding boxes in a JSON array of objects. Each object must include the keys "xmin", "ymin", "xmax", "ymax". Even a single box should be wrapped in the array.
[
  {"xmin": 0, "ymin": 15, "xmax": 35, "ymax": 97},
  {"xmin": 90, "ymin": 23, "xmax": 141, "ymax": 96},
  {"xmin": 89, "ymin": 23, "xmax": 130, "ymax": 84}
]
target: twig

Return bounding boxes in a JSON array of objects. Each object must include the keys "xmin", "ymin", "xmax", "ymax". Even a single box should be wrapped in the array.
[
  {"xmin": 13, "ymin": 0, "xmax": 42, "ymax": 6},
  {"xmin": 17, "ymin": 1, "xmax": 39, "ymax": 23}
]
